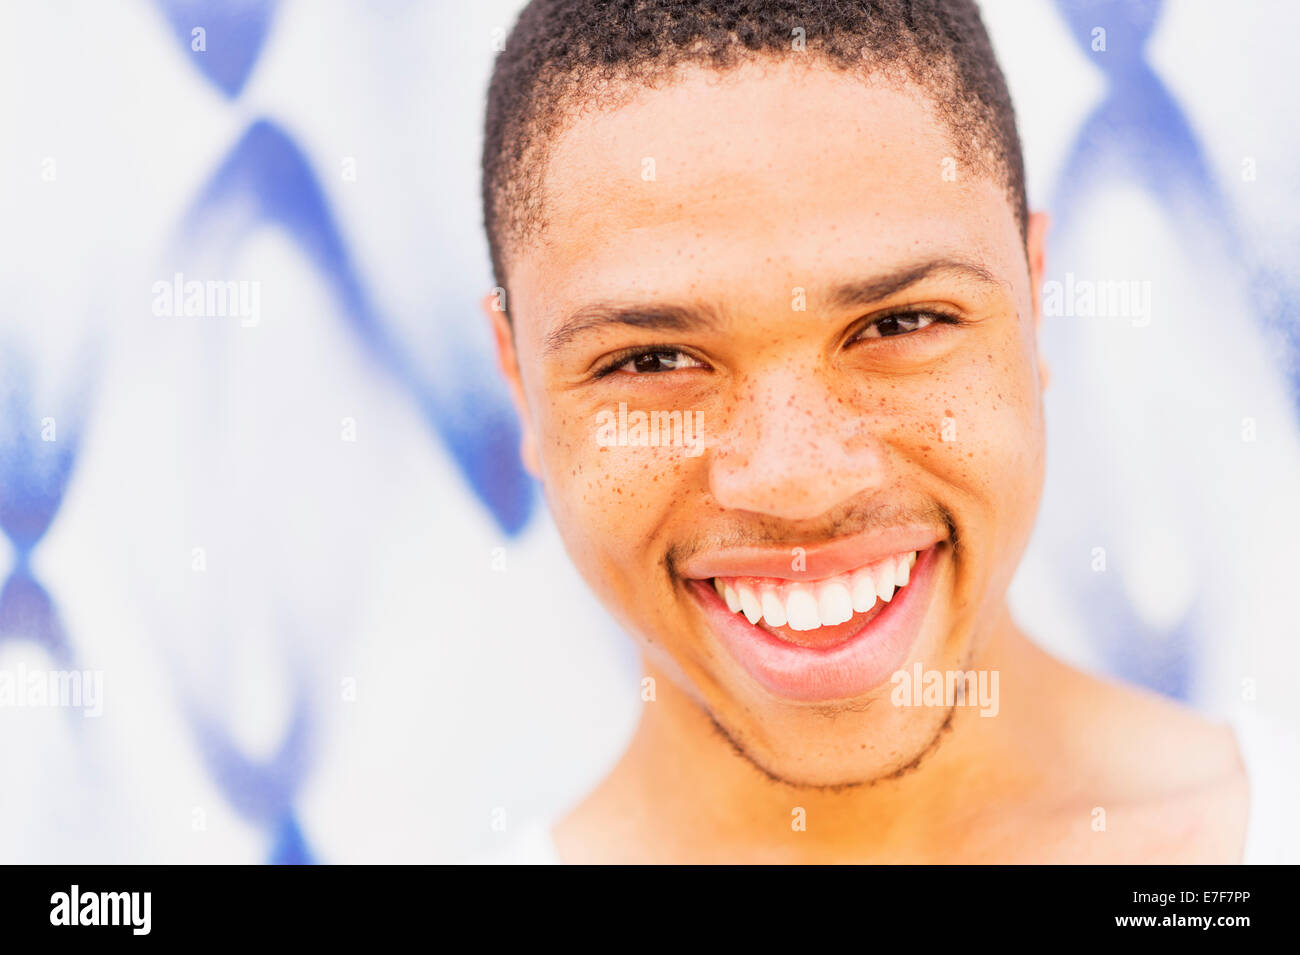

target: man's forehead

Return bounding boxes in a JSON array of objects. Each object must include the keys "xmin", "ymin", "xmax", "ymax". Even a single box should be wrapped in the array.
[
  {"xmin": 511, "ymin": 61, "xmax": 1016, "ymax": 324},
  {"xmin": 542, "ymin": 65, "xmax": 972, "ymax": 227}
]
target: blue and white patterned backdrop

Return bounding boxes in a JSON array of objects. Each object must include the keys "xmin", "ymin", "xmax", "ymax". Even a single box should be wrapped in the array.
[{"xmin": 1, "ymin": 0, "xmax": 1296, "ymax": 862}]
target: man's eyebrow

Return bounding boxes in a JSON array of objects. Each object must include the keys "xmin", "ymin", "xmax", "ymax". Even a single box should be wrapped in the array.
[
  {"xmin": 543, "ymin": 302, "xmax": 722, "ymax": 357},
  {"xmin": 542, "ymin": 259, "xmax": 1000, "ymax": 356},
  {"xmin": 827, "ymin": 259, "xmax": 1002, "ymax": 311}
]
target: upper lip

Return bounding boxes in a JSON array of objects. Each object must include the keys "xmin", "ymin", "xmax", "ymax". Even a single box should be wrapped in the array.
[{"xmin": 676, "ymin": 524, "xmax": 946, "ymax": 583}]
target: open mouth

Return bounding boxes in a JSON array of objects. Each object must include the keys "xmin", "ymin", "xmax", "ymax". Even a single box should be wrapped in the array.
[
  {"xmin": 710, "ymin": 550, "xmax": 918, "ymax": 649},
  {"xmin": 686, "ymin": 542, "xmax": 943, "ymax": 702}
]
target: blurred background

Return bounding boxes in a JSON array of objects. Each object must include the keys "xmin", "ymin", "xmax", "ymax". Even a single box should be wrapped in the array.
[{"xmin": 1, "ymin": 0, "xmax": 1296, "ymax": 862}]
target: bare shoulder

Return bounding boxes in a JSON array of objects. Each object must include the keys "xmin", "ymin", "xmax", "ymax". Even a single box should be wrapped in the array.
[
  {"xmin": 1036, "ymin": 654, "xmax": 1249, "ymax": 862},
  {"xmin": 1059, "ymin": 661, "xmax": 1241, "ymax": 780}
]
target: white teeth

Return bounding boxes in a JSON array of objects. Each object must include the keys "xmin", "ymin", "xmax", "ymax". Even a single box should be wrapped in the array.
[
  {"xmin": 738, "ymin": 584, "xmax": 763, "ymax": 625},
  {"xmin": 715, "ymin": 549, "xmax": 920, "ymax": 631},
  {"xmin": 875, "ymin": 557, "xmax": 896, "ymax": 603},
  {"xmin": 785, "ymin": 589, "xmax": 821, "ymax": 631},
  {"xmin": 722, "ymin": 581, "xmax": 742, "ymax": 613},
  {"xmin": 816, "ymin": 581, "xmax": 854, "ymax": 626},
  {"xmin": 760, "ymin": 589, "xmax": 787, "ymax": 627},
  {"xmin": 850, "ymin": 567, "xmax": 878, "ymax": 613},
  {"xmin": 716, "ymin": 577, "xmax": 743, "ymax": 611}
]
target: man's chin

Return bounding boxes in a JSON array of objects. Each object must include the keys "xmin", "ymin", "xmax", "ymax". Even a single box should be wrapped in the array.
[{"xmin": 703, "ymin": 700, "xmax": 958, "ymax": 790}]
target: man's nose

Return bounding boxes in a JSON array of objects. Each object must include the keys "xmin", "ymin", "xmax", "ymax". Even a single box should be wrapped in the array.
[{"xmin": 707, "ymin": 368, "xmax": 890, "ymax": 522}]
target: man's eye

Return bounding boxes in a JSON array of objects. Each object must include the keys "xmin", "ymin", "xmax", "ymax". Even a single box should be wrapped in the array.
[
  {"xmin": 607, "ymin": 349, "xmax": 704, "ymax": 375},
  {"xmin": 856, "ymin": 311, "xmax": 941, "ymax": 339}
]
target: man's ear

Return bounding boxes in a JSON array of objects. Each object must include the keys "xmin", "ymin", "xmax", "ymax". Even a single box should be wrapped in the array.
[
  {"xmin": 1025, "ymin": 211, "xmax": 1051, "ymax": 392},
  {"xmin": 481, "ymin": 290, "xmax": 542, "ymax": 478}
]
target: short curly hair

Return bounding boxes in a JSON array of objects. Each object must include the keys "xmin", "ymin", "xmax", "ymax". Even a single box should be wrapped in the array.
[{"xmin": 482, "ymin": 0, "xmax": 1027, "ymax": 296}]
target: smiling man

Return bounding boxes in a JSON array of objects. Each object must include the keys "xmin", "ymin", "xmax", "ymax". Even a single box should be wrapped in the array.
[{"xmin": 478, "ymin": 0, "xmax": 1259, "ymax": 863}]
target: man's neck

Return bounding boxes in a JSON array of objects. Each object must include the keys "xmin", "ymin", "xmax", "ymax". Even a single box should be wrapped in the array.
[{"xmin": 558, "ymin": 609, "xmax": 1058, "ymax": 863}]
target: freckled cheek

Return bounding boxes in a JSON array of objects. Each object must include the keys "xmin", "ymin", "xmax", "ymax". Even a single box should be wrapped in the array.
[
  {"xmin": 890, "ymin": 346, "xmax": 1044, "ymax": 543},
  {"xmin": 534, "ymin": 402, "xmax": 697, "ymax": 568}
]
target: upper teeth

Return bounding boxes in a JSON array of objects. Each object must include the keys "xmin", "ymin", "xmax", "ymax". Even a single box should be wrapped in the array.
[{"xmin": 712, "ymin": 551, "xmax": 917, "ymax": 632}]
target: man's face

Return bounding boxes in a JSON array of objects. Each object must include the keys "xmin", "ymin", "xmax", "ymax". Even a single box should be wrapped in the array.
[{"xmin": 491, "ymin": 61, "xmax": 1048, "ymax": 786}]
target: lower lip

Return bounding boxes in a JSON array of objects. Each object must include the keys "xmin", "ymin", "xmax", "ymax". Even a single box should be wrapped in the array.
[{"xmin": 689, "ymin": 545, "xmax": 942, "ymax": 703}]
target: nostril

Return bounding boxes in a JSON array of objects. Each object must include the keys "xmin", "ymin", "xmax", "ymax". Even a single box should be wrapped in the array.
[
  {"xmin": 706, "ymin": 394, "xmax": 890, "ymax": 519},
  {"xmin": 708, "ymin": 457, "xmax": 886, "ymax": 522}
]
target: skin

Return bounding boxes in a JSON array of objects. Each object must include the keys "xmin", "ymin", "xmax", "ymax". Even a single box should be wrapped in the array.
[{"xmin": 483, "ymin": 59, "xmax": 1248, "ymax": 863}]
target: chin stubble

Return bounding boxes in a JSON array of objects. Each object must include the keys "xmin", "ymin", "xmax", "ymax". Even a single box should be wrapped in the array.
[{"xmin": 703, "ymin": 702, "xmax": 957, "ymax": 793}]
